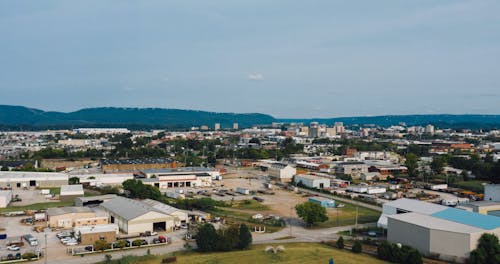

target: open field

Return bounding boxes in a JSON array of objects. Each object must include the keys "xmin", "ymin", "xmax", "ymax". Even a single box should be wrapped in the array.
[
  {"xmin": 211, "ymin": 207, "xmax": 284, "ymax": 233},
  {"xmin": 97, "ymin": 243, "xmax": 389, "ymax": 264},
  {"xmin": 0, "ymin": 200, "xmax": 73, "ymax": 213},
  {"xmin": 231, "ymin": 199, "xmax": 270, "ymax": 211},
  {"xmin": 316, "ymin": 201, "xmax": 381, "ymax": 228}
]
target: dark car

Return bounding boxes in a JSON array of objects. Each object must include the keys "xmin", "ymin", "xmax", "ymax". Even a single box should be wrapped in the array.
[{"xmin": 84, "ymin": 246, "xmax": 93, "ymax": 251}]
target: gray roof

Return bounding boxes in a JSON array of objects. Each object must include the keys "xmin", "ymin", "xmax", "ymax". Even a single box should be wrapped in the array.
[
  {"xmin": 141, "ymin": 167, "xmax": 216, "ymax": 175},
  {"xmin": 47, "ymin": 206, "xmax": 94, "ymax": 216},
  {"xmin": 100, "ymin": 158, "xmax": 174, "ymax": 165},
  {"xmin": 384, "ymin": 198, "xmax": 447, "ymax": 215},
  {"xmin": 100, "ymin": 197, "xmax": 169, "ymax": 221},
  {"xmin": 60, "ymin": 184, "xmax": 84, "ymax": 195},
  {"xmin": 388, "ymin": 212, "xmax": 486, "ymax": 234},
  {"xmin": 142, "ymin": 199, "xmax": 188, "ymax": 215}
]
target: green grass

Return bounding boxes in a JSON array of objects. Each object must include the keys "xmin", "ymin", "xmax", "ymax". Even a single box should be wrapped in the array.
[
  {"xmin": 36, "ymin": 187, "xmax": 61, "ymax": 194},
  {"xmin": 231, "ymin": 199, "xmax": 270, "ymax": 211},
  {"xmin": 211, "ymin": 208, "xmax": 284, "ymax": 233},
  {"xmin": 315, "ymin": 201, "xmax": 381, "ymax": 228},
  {"xmin": 451, "ymin": 180, "xmax": 488, "ymax": 193},
  {"xmin": 0, "ymin": 201, "xmax": 73, "ymax": 213},
  {"xmin": 99, "ymin": 243, "xmax": 389, "ymax": 264},
  {"xmin": 274, "ymin": 236, "xmax": 296, "ymax": 240}
]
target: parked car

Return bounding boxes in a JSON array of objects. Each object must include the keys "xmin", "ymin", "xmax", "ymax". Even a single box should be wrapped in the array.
[
  {"xmin": 84, "ymin": 246, "xmax": 93, "ymax": 251},
  {"xmin": 7, "ymin": 245, "xmax": 20, "ymax": 251}
]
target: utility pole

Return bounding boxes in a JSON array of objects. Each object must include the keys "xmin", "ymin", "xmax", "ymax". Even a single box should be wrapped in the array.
[{"xmin": 44, "ymin": 231, "xmax": 47, "ymax": 264}]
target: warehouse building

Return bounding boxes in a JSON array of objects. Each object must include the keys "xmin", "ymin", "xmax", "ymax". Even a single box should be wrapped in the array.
[
  {"xmin": 0, "ymin": 171, "xmax": 68, "ymax": 188},
  {"xmin": 457, "ymin": 201, "xmax": 500, "ymax": 216},
  {"xmin": 293, "ymin": 174, "xmax": 330, "ymax": 189},
  {"xmin": 485, "ymin": 184, "xmax": 500, "ymax": 202},
  {"xmin": 387, "ymin": 208, "xmax": 500, "ymax": 263},
  {"xmin": 100, "ymin": 197, "xmax": 176, "ymax": 235},
  {"xmin": 100, "ymin": 158, "xmax": 177, "ymax": 172},
  {"xmin": 60, "ymin": 184, "xmax": 84, "ymax": 201},
  {"xmin": 74, "ymin": 224, "xmax": 118, "ymax": 245},
  {"xmin": 47, "ymin": 206, "xmax": 108, "ymax": 229},
  {"xmin": 142, "ymin": 199, "xmax": 188, "ymax": 226},
  {"xmin": 268, "ymin": 163, "xmax": 296, "ymax": 183},
  {"xmin": 0, "ymin": 190, "xmax": 12, "ymax": 208},
  {"xmin": 377, "ymin": 198, "xmax": 447, "ymax": 228},
  {"xmin": 73, "ymin": 173, "xmax": 134, "ymax": 187},
  {"xmin": 139, "ymin": 167, "xmax": 214, "ymax": 189}
]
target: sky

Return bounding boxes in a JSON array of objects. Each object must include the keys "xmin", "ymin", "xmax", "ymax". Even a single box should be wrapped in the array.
[{"xmin": 0, "ymin": 1, "xmax": 499, "ymax": 118}]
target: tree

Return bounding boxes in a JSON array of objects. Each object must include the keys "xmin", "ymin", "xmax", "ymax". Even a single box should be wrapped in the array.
[
  {"xmin": 405, "ymin": 153, "xmax": 419, "ymax": 177},
  {"xmin": 469, "ymin": 233, "xmax": 500, "ymax": 264},
  {"xmin": 94, "ymin": 240, "xmax": 111, "ymax": 251},
  {"xmin": 336, "ymin": 236, "xmax": 344, "ymax": 249},
  {"xmin": 352, "ymin": 240, "xmax": 362, "ymax": 253},
  {"xmin": 295, "ymin": 202, "xmax": 328, "ymax": 226},
  {"xmin": 430, "ymin": 156, "xmax": 446, "ymax": 174},
  {"xmin": 69, "ymin": 177, "xmax": 80, "ymax": 185},
  {"xmin": 196, "ymin": 223, "xmax": 218, "ymax": 252},
  {"xmin": 238, "ymin": 224, "xmax": 252, "ymax": 249}
]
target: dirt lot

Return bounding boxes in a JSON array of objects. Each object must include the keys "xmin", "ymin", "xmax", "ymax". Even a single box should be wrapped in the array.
[{"xmin": 10, "ymin": 189, "xmax": 59, "ymax": 206}]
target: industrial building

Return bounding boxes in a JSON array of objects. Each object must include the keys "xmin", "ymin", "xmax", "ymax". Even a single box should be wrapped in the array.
[
  {"xmin": 457, "ymin": 201, "xmax": 500, "ymax": 216},
  {"xmin": 47, "ymin": 206, "xmax": 107, "ymax": 229},
  {"xmin": 73, "ymin": 173, "xmax": 134, "ymax": 187},
  {"xmin": 268, "ymin": 163, "xmax": 296, "ymax": 183},
  {"xmin": 0, "ymin": 190, "xmax": 12, "ymax": 208},
  {"xmin": 74, "ymin": 224, "xmax": 119, "ymax": 245},
  {"xmin": 100, "ymin": 158, "xmax": 177, "ymax": 172},
  {"xmin": 100, "ymin": 197, "xmax": 176, "ymax": 234},
  {"xmin": 381, "ymin": 198, "xmax": 500, "ymax": 263},
  {"xmin": 0, "ymin": 171, "xmax": 68, "ymax": 188},
  {"xmin": 293, "ymin": 174, "xmax": 330, "ymax": 189},
  {"xmin": 142, "ymin": 199, "xmax": 188, "ymax": 226},
  {"xmin": 139, "ymin": 167, "xmax": 215, "ymax": 189},
  {"xmin": 308, "ymin": 197, "xmax": 335, "ymax": 208},
  {"xmin": 60, "ymin": 184, "xmax": 84, "ymax": 201}
]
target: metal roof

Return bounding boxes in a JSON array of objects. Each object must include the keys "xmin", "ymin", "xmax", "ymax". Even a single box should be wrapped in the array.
[
  {"xmin": 388, "ymin": 212, "xmax": 485, "ymax": 234},
  {"xmin": 60, "ymin": 184, "xmax": 84, "ymax": 195},
  {"xmin": 432, "ymin": 208, "xmax": 500, "ymax": 230},
  {"xmin": 47, "ymin": 206, "xmax": 94, "ymax": 216},
  {"xmin": 384, "ymin": 198, "xmax": 448, "ymax": 215},
  {"xmin": 142, "ymin": 199, "xmax": 188, "ymax": 215},
  {"xmin": 100, "ymin": 197, "xmax": 170, "ymax": 221},
  {"xmin": 141, "ymin": 167, "xmax": 216, "ymax": 174},
  {"xmin": 75, "ymin": 194, "xmax": 117, "ymax": 203}
]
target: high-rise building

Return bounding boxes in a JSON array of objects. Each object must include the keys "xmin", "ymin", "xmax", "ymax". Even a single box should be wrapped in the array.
[
  {"xmin": 233, "ymin": 123, "xmax": 238, "ymax": 130},
  {"xmin": 425, "ymin": 124, "xmax": 435, "ymax": 135},
  {"xmin": 334, "ymin": 122, "xmax": 345, "ymax": 134},
  {"xmin": 308, "ymin": 122, "xmax": 319, "ymax": 138},
  {"xmin": 214, "ymin": 123, "xmax": 220, "ymax": 131}
]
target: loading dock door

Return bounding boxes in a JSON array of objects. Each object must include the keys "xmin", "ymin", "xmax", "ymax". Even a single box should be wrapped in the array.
[{"xmin": 153, "ymin": 222, "xmax": 166, "ymax": 232}]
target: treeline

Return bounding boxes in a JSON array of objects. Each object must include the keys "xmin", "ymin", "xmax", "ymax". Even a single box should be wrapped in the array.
[{"xmin": 196, "ymin": 223, "xmax": 252, "ymax": 252}]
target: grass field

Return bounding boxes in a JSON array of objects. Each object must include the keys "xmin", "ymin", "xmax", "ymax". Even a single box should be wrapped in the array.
[
  {"xmin": 451, "ymin": 180, "xmax": 488, "ymax": 193},
  {"xmin": 98, "ymin": 243, "xmax": 389, "ymax": 264},
  {"xmin": 315, "ymin": 201, "xmax": 381, "ymax": 228},
  {"xmin": 0, "ymin": 201, "xmax": 73, "ymax": 213},
  {"xmin": 211, "ymin": 208, "xmax": 284, "ymax": 233},
  {"xmin": 231, "ymin": 199, "xmax": 270, "ymax": 211}
]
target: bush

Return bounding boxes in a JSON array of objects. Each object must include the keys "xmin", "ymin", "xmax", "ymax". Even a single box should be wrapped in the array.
[
  {"xmin": 377, "ymin": 241, "xmax": 422, "ymax": 264},
  {"xmin": 132, "ymin": 239, "xmax": 144, "ymax": 247},
  {"xmin": 22, "ymin": 252, "xmax": 37, "ymax": 260},
  {"xmin": 336, "ymin": 236, "xmax": 344, "ymax": 249},
  {"xmin": 94, "ymin": 240, "xmax": 111, "ymax": 251},
  {"xmin": 352, "ymin": 240, "xmax": 362, "ymax": 253},
  {"xmin": 196, "ymin": 223, "xmax": 253, "ymax": 252}
]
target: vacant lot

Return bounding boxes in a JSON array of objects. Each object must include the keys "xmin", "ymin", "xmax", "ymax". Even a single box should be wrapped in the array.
[
  {"xmin": 99, "ymin": 243, "xmax": 389, "ymax": 264},
  {"xmin": 316, "ymin": 201, "xmax": 381, "ymax": 228}
]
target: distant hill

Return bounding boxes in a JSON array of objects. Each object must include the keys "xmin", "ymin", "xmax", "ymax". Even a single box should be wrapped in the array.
[
  {"xmin": 0, "ymin": 105, "xmax": 275, "ymax": 129},
  {"xmin": 279, "ymin": 115, "xmax": 500, "ymax": 129},
  {"xmin": 0, "ymin": 105, "xmax": 498, "ymax": 130}
]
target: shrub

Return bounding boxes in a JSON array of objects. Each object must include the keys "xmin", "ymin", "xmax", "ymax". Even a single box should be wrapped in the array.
[
  {"xmin": 94, "ymin": 240, "xmax": 111, "ymax": 251},
  {"xmin": 336, "ymin": 236, "xmax": 344, "ymax": 249},
  {"xmin": 352, "ymin": 240, "xmax": 362, "ymax": 253},
  {"xmin": 132, "ymin": 239, "xmax": 144, "ymax": 247},
  {"xmin": 22, "ymin": 252, "xmax": 37, "ymax": 260}
]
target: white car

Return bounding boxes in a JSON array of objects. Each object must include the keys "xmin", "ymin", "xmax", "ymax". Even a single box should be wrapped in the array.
[
  {"xmin": 65, "ymin": 241, "xmax": 78, "ymax": 246},
  {"xmin": 7, "ymin": 245, "xmax": 20, "ymax": 251}
]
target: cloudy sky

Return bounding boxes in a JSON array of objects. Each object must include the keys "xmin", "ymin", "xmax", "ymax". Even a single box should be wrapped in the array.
[{"xmin": 0, "ymin": 1, "xmax": 499, "ymax": 118}]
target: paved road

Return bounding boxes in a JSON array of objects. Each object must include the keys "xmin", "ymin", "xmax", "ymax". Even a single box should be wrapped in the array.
[{"xmin": 298, "ymin": 187, "xmax": 383, "ymax": 212}]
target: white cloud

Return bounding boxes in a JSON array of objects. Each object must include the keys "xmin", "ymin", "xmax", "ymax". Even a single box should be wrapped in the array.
[{"xmin": 247, "ymin": 73, "xmax": 264, "ymax": 81}]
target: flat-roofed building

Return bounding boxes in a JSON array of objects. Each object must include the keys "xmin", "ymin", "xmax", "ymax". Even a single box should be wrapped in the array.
[
  {"xmin": 0, "ymin": 171, "xmax": 68, "ymax": 188},
  {"xmin": 74, "ymin": 224, "xmax": 119, "ymax": 245},
  {"xmin": 139, "ymin": 167, "xmax": 215, "ymax": 189},
  {"xmin": 47, "ymin": 206, "xmax": 106, "ymax": 229},
  {"xmin": 377, "ymin": 198, "xmax": 448, "ymax": 228},
  {"xmin": 74, "ymin": 194, "xmax": 118, "ymax": 207},
  {"xmin": 73, "ymin": 173, "xmax": 134, "ymax": 187},
  {"xmin": 268, "ymin": 163, "xmax": 296, "ymax": 183},
  {"xmin": 293, "ymin": 174, "xmax": 330, "ymax": 189},
  {"xmin": 60, "ymin": 184, "xmax": 84, "ymax": 201},
  {"xmin": 100, "ymin": 158, "xmax": 177, "ymax": 172}
]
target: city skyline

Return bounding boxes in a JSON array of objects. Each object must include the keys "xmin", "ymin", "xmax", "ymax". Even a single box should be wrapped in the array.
[{"xmin": 1, "ymin": 1, "xmax": 499, "ymax": 118}]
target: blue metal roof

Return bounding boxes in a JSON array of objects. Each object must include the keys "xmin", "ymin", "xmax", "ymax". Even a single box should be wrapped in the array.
[{"xmin": 431, "ymin": 208, "xmax": 500, "ymax": 230}]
